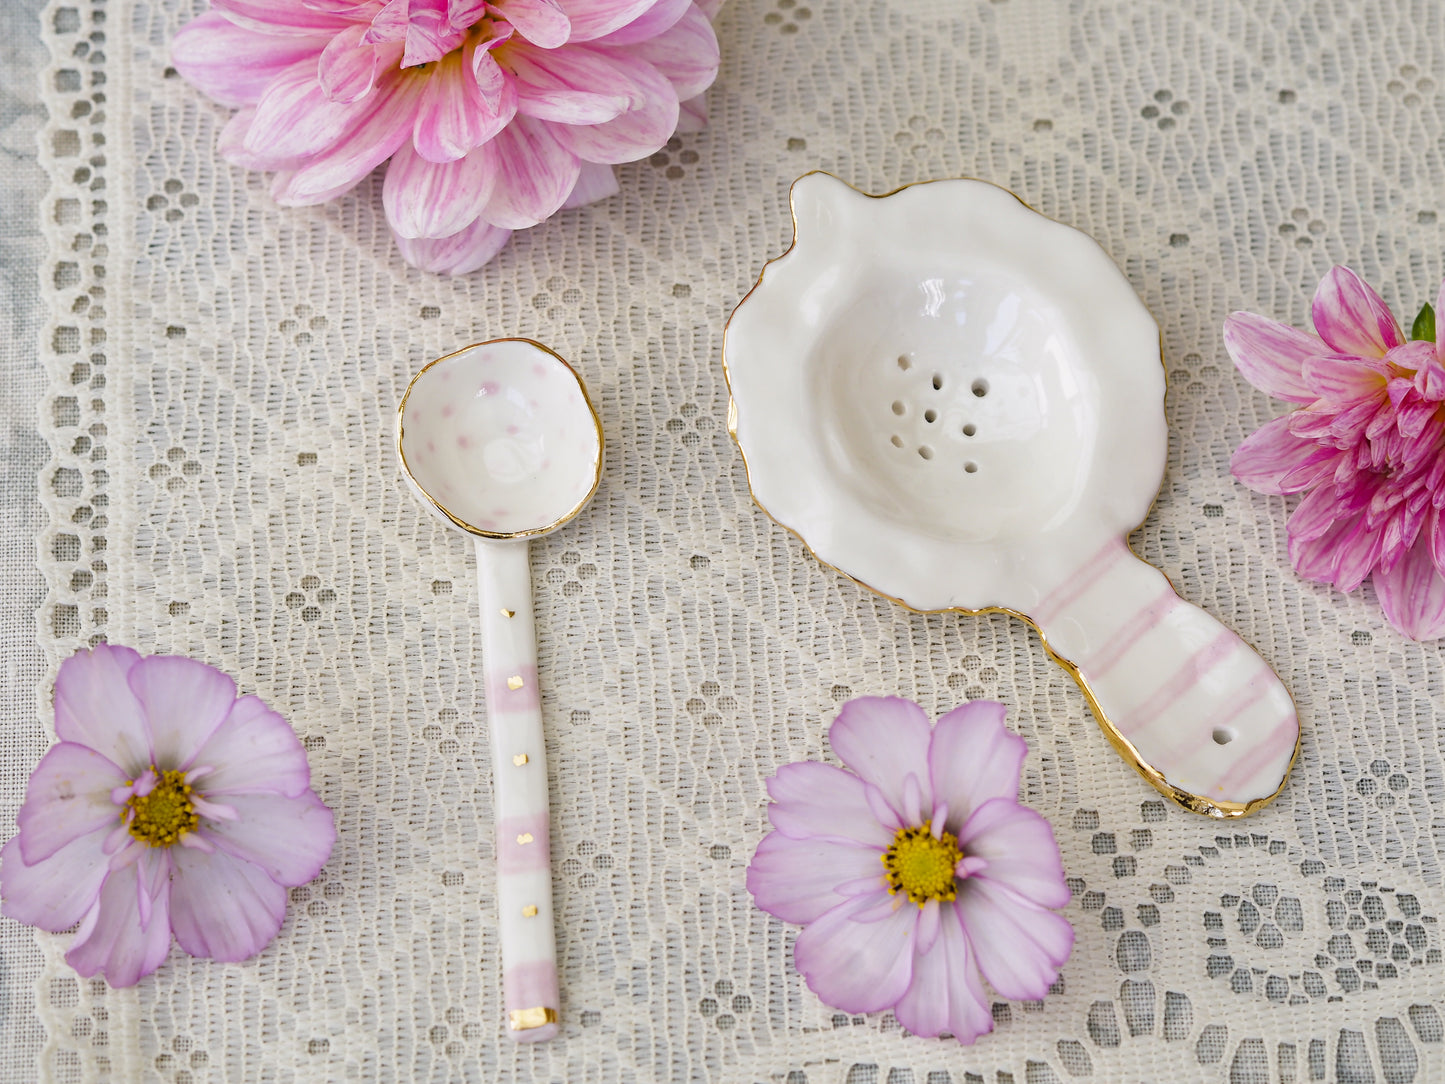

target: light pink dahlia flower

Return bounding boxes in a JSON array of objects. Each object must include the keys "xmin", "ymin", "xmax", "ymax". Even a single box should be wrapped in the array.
[
  {"xmin": 746, "ymin": 697, "xmax": 1073, "ymax": 1043},
  {"xmin": 1226, "ymin": 267, "xmax": 1445, "ymax": 639},
  {"xmin": 171, "ymin": 0, "xmax": 722, "ymax": 273},
  {"xmin": 1, "ymin": 644, "xmax": 335, "ymax": 987}
]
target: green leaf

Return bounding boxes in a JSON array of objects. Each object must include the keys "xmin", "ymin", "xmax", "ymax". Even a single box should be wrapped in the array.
[{"xmin": 1412, "ymin": 301, "xmax": 1436, "ymax": 343}]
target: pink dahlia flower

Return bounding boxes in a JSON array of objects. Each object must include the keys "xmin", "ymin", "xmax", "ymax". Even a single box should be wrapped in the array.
[
  {"xmin": 1, "ymin": 644, "xmax": 335, "ymax": 987},
  {"xmin": 1226, "ymin": 267, "xmax": 1445, "ymax": 639},
  {"xmin": 171, "ymin": 0, "xmax": 723, "ymax": 273},
  {"xmin": 746, "ymin": 697, "xmax": 1073, "ymax": 1043}
]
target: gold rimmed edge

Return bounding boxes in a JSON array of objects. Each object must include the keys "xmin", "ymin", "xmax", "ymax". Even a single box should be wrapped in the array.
[
  {"xmin": 508, "ymin": 1006, "xmax": 558, "ymax": 1031},
  {"xmin": 719, "ymin": 171, "xmax": 1298, "ymax": 819},
  {"xmin": 396, "ymin": 337, "xmax": 604, "ymax": 541}
]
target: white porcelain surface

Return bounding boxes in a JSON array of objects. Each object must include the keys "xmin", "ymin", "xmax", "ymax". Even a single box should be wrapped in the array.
[
  {"xmin": 397, "ymin": 339, "xmax": 602, "ymax": 1040},
  {"xmin": 724, "ymin": 174, "xmax": 1297, "ymax": 816}
]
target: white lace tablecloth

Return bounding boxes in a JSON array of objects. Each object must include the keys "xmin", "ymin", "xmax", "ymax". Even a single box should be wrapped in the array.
[{"xmin": 25, "ymin": 0, "xmax": 1445, "ymax": 1080}]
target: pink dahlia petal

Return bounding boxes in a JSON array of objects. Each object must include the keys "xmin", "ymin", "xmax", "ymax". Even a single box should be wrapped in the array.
[
  {"xmin": 548, "ymin": 56, "xmax": 679, "ymax": 164},
  {"xmin": 491, "ymin": 0, "xmax": 572, "ymax": 48},
  {"xmin": 615, "ymin": 3, "xmax": 719, "ymax": 100},
  {"xmin": 1312, "ymin": 266, "xmax": 1406, "ymax": 358},
  {"xmin": 65, "ymin": 853, "xmax": 173, "ymax": 988},
  {"xmin": 557, "ymin": 0, "xmax": 664, "ymax": 42},
  {"xmin": 1431, "ymin": 508, "xmax": 1445, "ymax": 578},
  {"xmin": 956, "ymin": 878, "xmax": 1073, "ymax": 1001},
  {"xmin": 1221, "ymin": 312, "xmax": 1322, "ymax": 404},
  {"xmin": 956, "ymin": 798, "xmax": 1070, "ymax": 909},
  {"xmin": 926, "ymin": 700, "xmax": 1024, "ymax": 833},
  {"xmin": 827, "ymin": 697, "xmax": 933, "ymax": 825},
  {"xmin": 1374, "ymin": 534, "xmax": 1445, "ymax": 640},
  {"xmin": 693, "ymin": 0, "xmax": 723, "ymax": 16},
  {"xmin": 1230, "ymin": 414, "xmax": 1341, "ymax": 495},
  {"xmin": 218, "ymin": 108, "xmax": 306, "ymax": 171},
  {"xmin": 199, "ymin": 791, "xmax": 335, "ymax": 885},
  {"xmin": 245, "ymin": 58, "xmax": 377, "ymax": 160},
  {"xmin": 791, "ymin": 892, "xmax": 918, "ymax": 1013},
  {"xmin": 169, "ymin": 846, "xmax": 288, "ymax": 962},
  {"xmin": 1286, "ymin": 482, "xmax": 1349, "ymax": 544},
  {"xmin": 413, "ymin": 47, "xmax": 504, "ymax": 162},
  {"xmin": 1, "ymin": 829, "xmax": 110, "ymax": 933},
  {"xmin": 271, "ymin": 75, "xmax": 421, "ymax": 204},
  {"xmin": 171, "ymin": 13, "xmax": 330, "ymax": 110},
  {"xmin": 674, "ymin": 91, "xmax": 708, "ymax": 133},
  {"xmin": 1288, "ymin": 514, "xmax": 1360, "ymax": 586},
  {"xmin": 594, "ymin": 0, "xmax": 691, "ymax": 44},
  {"xmin": 126, "ymin": 655, "xmax": 238, "ymax": 773},
  {"xmin": 393, "ymin": 217, "xmax": 514, "ymax": 273},
  {"xmin": 1332, "ymin": 520, "xmax": 1387, "ymax": 594},
  {"xmin": 891, "ymin": 903, "xmax": 993, "ymax": 1042},
  {"xmin": 210, "ymin": 0, "xmax": 355, "ymax": 35},
  {"xmin": 509, "ymin": 43, "xmax": 635, "ymax": 126},
  {"xmin": 185, "ymin": 694, "xmax": 312, "ymax": 798},
  {"xmin": 53, "ymin": 644, "xmax": 150, "ymax": 773},
  {"xmin": 561, "ymin": 159, "xmax": 621, "ymax": 208},
  {"xmin": 318, "ymin": 23, "xmax": 382, "ymax": 104},
  {"xmin": 384, "ymin": 140, "xmax": 497, "ymax": 239},
  {"xmin": 766, "ymin": 761, "xmax": 895, "ymax": 848},
  {"xmin": 478, "ymin": 115, "xmax": 581, "ymax": 229},
  {"xmin": 746, "ymin": 830, "xmax": 883, "ymax": 926},
  {"xmin": 1301, "ymin": 353, "xmax": 1390, "ymax": 404},
  {"xmin": 15, "ymin": 743, "xmax": 126, "ymax": 865}
]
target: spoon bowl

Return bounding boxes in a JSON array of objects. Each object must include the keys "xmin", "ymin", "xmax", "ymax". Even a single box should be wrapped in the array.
[{"xmin": 398, "ymin": 339, "xmax": 602, "ymax": 1041}]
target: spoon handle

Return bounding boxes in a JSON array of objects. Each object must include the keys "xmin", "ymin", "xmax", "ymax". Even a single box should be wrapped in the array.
[
  {"xmin": 475, "ymin": 538, "xmax": 561, "ymax": 1041},
  {"xmin": 1029, "ymin": 539, "xmax": 1298, "ymax": 816}
]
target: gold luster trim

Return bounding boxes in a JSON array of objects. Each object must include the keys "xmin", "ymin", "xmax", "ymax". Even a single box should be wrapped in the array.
[
  {"xmin": 508, "ymin": 1007, "xmax": 558, "ymax": 1031},
  {"xmin": 521, "ymin": 904, "xmax": 539, "ymax": 917},
  {"xmin": 507, "ymin": 675, "xmax": 525, "ymax": 690},
  {"xmin": 720, "ymin": 171, "xmax": 1300, "ymax": 820},
  {"xmin": 512, "ymin": 753, "xmax": 529, "ymax": 766}
]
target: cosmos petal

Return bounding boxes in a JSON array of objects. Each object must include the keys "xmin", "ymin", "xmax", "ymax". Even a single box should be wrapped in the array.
[
  {"xmin": 792, "ymin": 892, "xmax": 918, "ymax": 1013},
  {"xmin": 0, "ymin": 830, "xmax": 111, "ymax": 933},
  {"xmin": 185, "ymin": 694, "xmax": 313, "ymax": 798},
  {"xmin": 827, "ymin": 697, "xmax": 933, "ymax": 826},
  {"xmin": 126, "ymin": 655, "xmax": 238, "ymax": 775},
  {"xmin": 926, "ymin": 700, "xmax": 1024, "ymax": 834},
  {"xmin": 64, "ymin": 856, "xmax": 173, "ymax": 988},
  {"xmin": 52, "ymin": 644, "xmax": 149, "ymax": 773},
  {"xmin": 956, "ymin": 798, "xmax": 1070, "ymax": 909},
  {"xmin": 956, "ymin": 877, "xmax": 1073, "ymax": 1001},
  {"xmin": 169, "ymin": 846, "xmax": 288, "ymax": 962},
  {"xmin": 15, "ymin": 743, "xmax": 126, "ymax": 865},
  {"xmin": 891, "ymin": 903, "xmax": 994, "ymax": 1042},
  {"xmin": 746, "ymin": 830, "xmax": 884, "ymax": 926},
  {"xmin": 200, "ymin": 791, "xmax": 336, "ymax": 885},
  {"xmin": 765, "ymin": 761, "xmax": 895, "ymax": 848}
]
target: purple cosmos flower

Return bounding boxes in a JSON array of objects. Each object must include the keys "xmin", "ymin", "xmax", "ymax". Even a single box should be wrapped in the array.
[
  {"xmin": 1, "ymin": 644, "xmax": 335, "ymax": 987},
  {"xmin": 1226, "ymin": 267, "xmax": 1445, "ymax": 639},
  {"xmin": 746, "ymin": 697, "xmax": 1073, "ymax": 1043},
  {"xmin": 171, "ymin": 0, "xmax": 723, "ymax": 274}
]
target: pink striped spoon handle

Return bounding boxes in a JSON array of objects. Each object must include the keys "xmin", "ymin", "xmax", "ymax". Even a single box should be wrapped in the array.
[
  {"xmin": 476, "ymin": 539, "xmax": 560, "ymax": 1040},
  {"xmin": 1031, "ymin": 539, "xmax": 1298, "ymax": 815}
]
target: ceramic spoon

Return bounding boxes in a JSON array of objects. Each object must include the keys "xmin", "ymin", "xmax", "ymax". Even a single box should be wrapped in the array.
[
  {"xmin": 397, "ymin": 339, "xmax": 602, "ymax": 1039},
  {"xmin": 723, "ymin": 172, "xmax": 1298, "ymax": 817}
]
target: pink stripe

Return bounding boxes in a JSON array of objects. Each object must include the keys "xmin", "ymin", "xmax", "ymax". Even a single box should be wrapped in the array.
[
  {"xmin": 1159, "ymin": 675, "xmax": 1273, "ymax": 771},
  {"xmin": 497, "ymin": 814, "xmax": 551, "ymax": 875},
  {"xmin": 505, "ymin": 959, "xmax": 560, "ymax": 1012},
  {"xmin": 1081, "ymin": 586, "xmax": 1177, "ymax": 677},
  {"xmin": 1212, "ymin": 710, "xmax": 1299, "ymax": 795},
  {"xmin": 487, "ymin": 664, "xmax": 540, "ymax": 711},
  {"xmin": 1116, "ymin": 629, "xmax": 1239, "ymax": 736},
  {"xmin": 1032, "ymin": 539, "xmax": 1127, "ymax": 626}
]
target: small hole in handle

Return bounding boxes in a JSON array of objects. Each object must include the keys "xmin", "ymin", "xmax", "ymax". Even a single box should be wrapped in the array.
[
  {"xmin": 1212, "ymin": 727, "xmax": 1235, "ymax": 745},
  {"xmin": 971, "ymin": 379, "xmax": 989, "ymax": 398}
]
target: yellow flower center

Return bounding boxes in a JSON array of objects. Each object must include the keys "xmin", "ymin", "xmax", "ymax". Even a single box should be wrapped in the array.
[
  {"xmin": 881, "ymin": 821, "xmax": 963, "ymax": 906},
  {"xmin": 125, "ymin": 767, "xmax": 199, "ymax": 847}
]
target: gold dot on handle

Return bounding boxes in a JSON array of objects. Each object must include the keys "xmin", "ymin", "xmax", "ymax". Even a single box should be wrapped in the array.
[
  {"xmin": 501, "ymin": 609, "xmax": 515, "ymax": 618},
  {"xmin": 513, "ymin": 753, "xmax": 529, "ymax": 766},
  {"xmin": 517, "ymin": 832, "xmax": 534, "ymax": 845},
  {"xmin": 507, "ymin": 675, "xmax": 524, "ymax": 690},
  {"xmin": 522, "ymin": 904, "xmax": 538, "ymax": 918}
]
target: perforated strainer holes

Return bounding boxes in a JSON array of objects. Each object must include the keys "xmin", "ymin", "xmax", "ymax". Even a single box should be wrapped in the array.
[
  {"xmin": 891, "ymin": 400, "xmax": 905, "ymax": 415},
  {"xmin": 896, "ymin": 354, "xmax": 911, "ymax": 371},
  {"xmin": 971, "ymin": 378, "xmax": 989, "ymax": 397},
  {"xmin": 1213, "ymin": 727, "xmax": 1235, "ymax": 746},
  {"xmin": 923, "ymin": 408, "xmax": 937, "ymax": 423},
  {"xmin": 962, "ymin": 423, "xmax": 977, "ymax": 436},
  {"xmin": 964, "ymin": 461, "xmax": 978, "ymax": 473},
  {"xmin": 932, "ymin": 373, "xmax": 944, "ymax": 390},
  {"xmin": 918, "ymin": 446, "xmax": 934, "ymax": 460},
  {"xmin": 890, "ymin": 435, "xmax": 904, "ymax": 447}
]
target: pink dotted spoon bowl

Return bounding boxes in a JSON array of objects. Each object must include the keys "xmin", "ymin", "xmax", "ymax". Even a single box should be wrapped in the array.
[{"xmin": 397, "ymin": 339, "xmax": 602, "ymax": 1039}]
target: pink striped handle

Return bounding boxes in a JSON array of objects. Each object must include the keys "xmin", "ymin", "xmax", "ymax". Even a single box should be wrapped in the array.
[
  {"xmin": 1031, "ymin": 539, "xmax": 1297, "ymax": 815},
  {"xmin": 476, "ymin": 539, "xmax": 560, "ymax": 1041}
]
